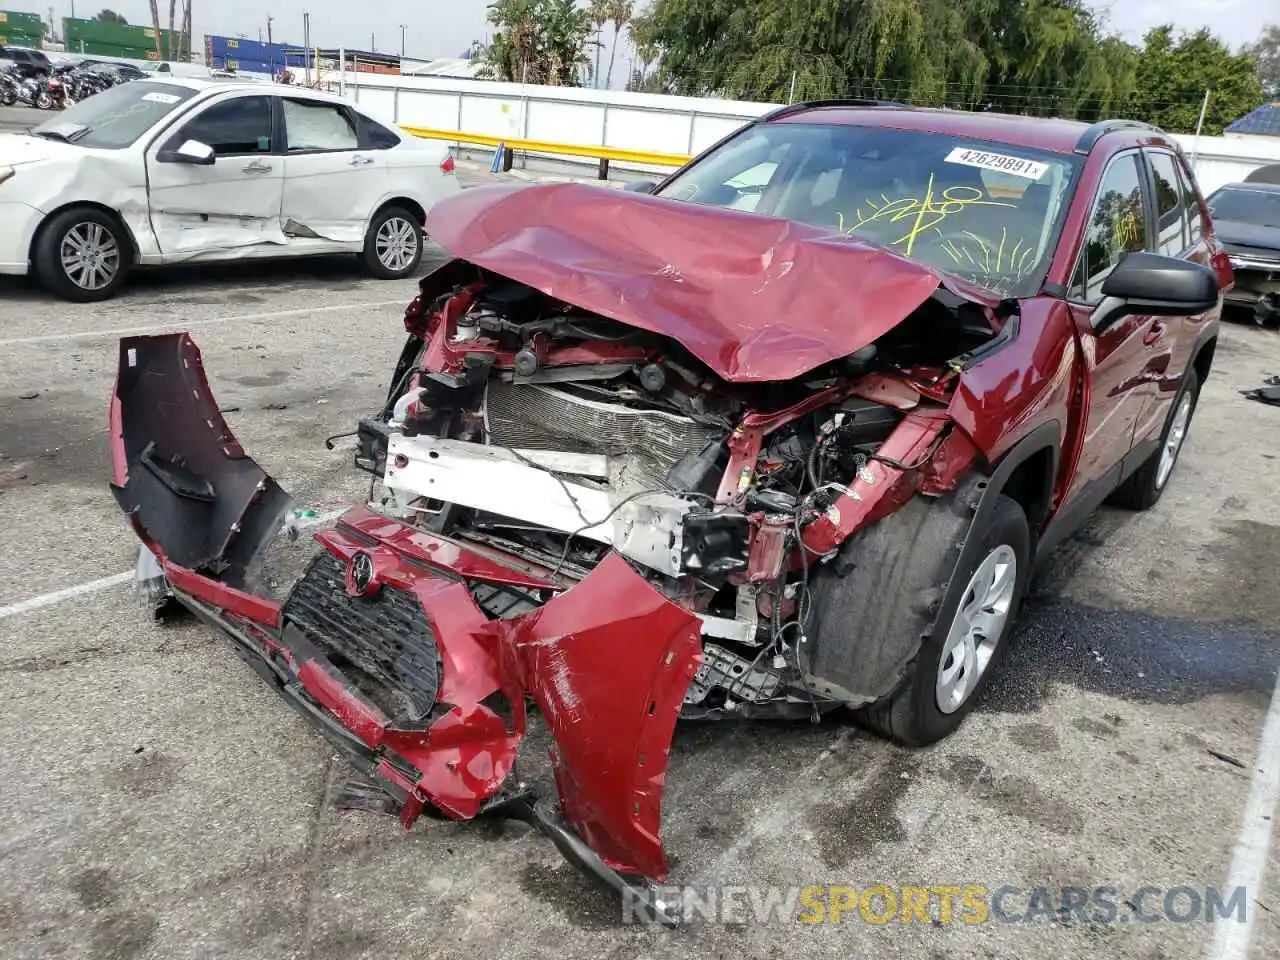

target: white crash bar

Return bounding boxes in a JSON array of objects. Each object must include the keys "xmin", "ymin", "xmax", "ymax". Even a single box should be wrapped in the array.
[{"xmin": 383, "ymin": 434, "xmax": 690, "ymax": 576}]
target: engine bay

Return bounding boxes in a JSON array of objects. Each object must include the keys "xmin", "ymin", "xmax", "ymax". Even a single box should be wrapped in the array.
[{"xmin": 332, "ymin": 263, "xmax": 995, "ymax": 718}]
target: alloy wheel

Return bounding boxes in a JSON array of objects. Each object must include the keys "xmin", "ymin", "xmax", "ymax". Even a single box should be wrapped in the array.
[
  {"xmin": 60, "ymin": 221, "xmax": 121, "ymax": 292},
  {"xmin": 375, "ymin": 217, "xmax": 418, "ymax": 273}
]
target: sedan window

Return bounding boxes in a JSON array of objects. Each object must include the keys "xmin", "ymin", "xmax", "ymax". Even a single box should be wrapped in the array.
[
  {"xmin": 30, "ymin": 80, "xmax": 197, "ymax": 149},
  {"xmin": 283, "ymin": 99, "xmax": 359, "ymax": 152},
  {"xmin": 171, "ymin": 96, "xmax": 274, "ymax": 156}
]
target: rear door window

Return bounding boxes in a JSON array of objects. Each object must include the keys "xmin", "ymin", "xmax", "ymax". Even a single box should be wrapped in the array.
[
  {"xmin": 1174, "ymin": 157, "xmax": 1205, "ymax": 244},
  {"xmin": 283, "ymin": 99, "xmax": 359, "ymax": 152},
  {"xmin": 1147, "ymin": 151, "xmax": 1189, "ymax": 255}
]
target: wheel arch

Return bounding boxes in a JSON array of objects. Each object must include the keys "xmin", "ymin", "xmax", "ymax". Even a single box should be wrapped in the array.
[
  {"xmin": 971, "ymin": 421, "xmax": 1062, "ymax": 549},
  {"xmin": 29, "ymin": 201, "xmax": 141, "ymax": 267},
  {"xmin": 373, "ymin": 196, "xmax": 426, "ymax": 227},
  {"xmin": 1191, "ymin": 335, "xmax": 1216, "ymax": 386}
]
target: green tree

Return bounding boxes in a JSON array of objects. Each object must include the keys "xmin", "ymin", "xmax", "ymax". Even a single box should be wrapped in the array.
[
  {"xmin": 632, "ymin": 0, "xmax": 1134, "ymax": 116},
  {"xmin": 94, "ymin": 9, "xmax": 128, "ymax": 24},
  {"xmin": 483, "ymin": 0, "xmax": 591, "ymax": 85},
  {"xmin": 1130, "ymin": 26, "xmax": 1266, "ymax": 134},
  {"xmin": 1253, "ymin": 23, "xmax": 1280, "ymax": 97}
]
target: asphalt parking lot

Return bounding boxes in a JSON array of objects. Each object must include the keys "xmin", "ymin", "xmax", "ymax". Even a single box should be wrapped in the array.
[{"xmin": 1, "ymin": 116, "xmax": 1278, "ymax": 959}]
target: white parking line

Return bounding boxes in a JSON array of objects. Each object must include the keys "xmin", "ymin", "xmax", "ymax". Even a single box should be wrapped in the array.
[
  {"xmin": 1208, "ymin": 669, "xmax": 1280, "ymax": 960},
  {"xmin": 0, "ymin": 300, "xmax": 407, "ymax": 347},
  {"xmin": 0, "ymin": 509, "xmax": 349, "ymax": 621}
]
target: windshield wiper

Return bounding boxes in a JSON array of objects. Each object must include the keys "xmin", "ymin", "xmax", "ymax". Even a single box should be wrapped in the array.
[{"xmin": 31, "ymin": 124, "xmax": 90, "ymax": 143}]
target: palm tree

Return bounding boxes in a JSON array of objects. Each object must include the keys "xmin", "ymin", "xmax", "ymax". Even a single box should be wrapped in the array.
[
  {"xmin": 588, "ymin": 0, "xmax": 610, "ymax": 89},
  {"xmin": 604, "ymin": 0, "xmax": 633, "ymax": 90}
]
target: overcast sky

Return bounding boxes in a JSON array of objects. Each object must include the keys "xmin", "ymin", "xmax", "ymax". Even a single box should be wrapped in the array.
[{"xmin": 51, "ymin": 1, "xmax": 1276, "ymax": 63}]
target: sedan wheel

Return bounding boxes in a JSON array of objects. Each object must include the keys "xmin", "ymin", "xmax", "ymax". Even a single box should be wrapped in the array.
[
  {"xmin": 376, "ymin": 216, "xmax": 419, "ymax": 272},
  {"xmin": 34, "ymin": 207, "xmax": 130, "ymax": 302},
  {"xmin": 60, "ymin": 221, "xmax": 121, "ymax": 294},
  {"xmin": 363, "ymin": 206, "xmax": 424, "ymax": 280}
]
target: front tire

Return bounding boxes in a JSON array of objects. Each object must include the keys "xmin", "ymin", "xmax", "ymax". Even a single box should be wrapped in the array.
[
  {"xmin": 858, "ymin": 494, "xmax": 1031, "ymax": 745},
  {"xmin": 1109, "ymin": 367, "xmax": 1200, "ymax": 511},
  {"xmin": 33, "ymin": 207, "xmax": 130, "ymax": 302},
  {"xmin": 35, "ymin": 88, "xmax": 52, "ymax": 110},
  {"xmin": 362, "ymin": 206, "xmax": 423, "ymax": 280}
]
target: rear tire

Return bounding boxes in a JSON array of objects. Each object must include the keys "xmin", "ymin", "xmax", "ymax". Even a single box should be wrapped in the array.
[
  {"xmin": 1108, "ymin": 367, "xmax": 1200, "ymax": 511},
  {"xmin": 362, "ymin": 206, "xmax": 423, "ymax": 280},
  {"xmin": 33, "ymin": 206, "xmax": 130, "ymax": 302}
]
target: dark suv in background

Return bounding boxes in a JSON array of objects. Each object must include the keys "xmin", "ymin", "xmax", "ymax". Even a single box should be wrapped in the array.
[{"xmin": 0, "ymin": 45, "xmax": 51, "ymax": 78}]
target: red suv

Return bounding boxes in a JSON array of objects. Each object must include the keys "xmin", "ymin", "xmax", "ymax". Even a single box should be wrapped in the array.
[{"xmin": 110, "ymin": 101, "xmax": 1230, "ymax": 915}]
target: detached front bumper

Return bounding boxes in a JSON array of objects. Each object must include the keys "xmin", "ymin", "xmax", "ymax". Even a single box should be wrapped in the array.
[{"xmin": 109, "ymin": 333, "xmax": 700, "ymax": 920}]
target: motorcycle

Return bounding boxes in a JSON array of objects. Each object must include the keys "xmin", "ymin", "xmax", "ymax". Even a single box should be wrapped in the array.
[
  {"xmin": 0, "ymin": 66, "xmax": 18, "ymax": 107},
  {"xmin": 42, "ymin": 75, "xmax": 69, "ymax": 109},
  {"xmin": 15, "ymin": 74, "xmax": 43, "ymax": 108},
  {"xmin": 67, "ymin": 69, "xmax": 114, "ymax": 102}
]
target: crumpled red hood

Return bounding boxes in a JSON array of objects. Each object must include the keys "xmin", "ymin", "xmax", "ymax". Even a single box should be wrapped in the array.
[{"xmin": 426, "ymin": 182, "xmax": 997, "ymax": 383}]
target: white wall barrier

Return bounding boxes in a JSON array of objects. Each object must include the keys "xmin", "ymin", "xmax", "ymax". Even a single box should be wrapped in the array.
[{"xmin": 330, "ymin": 70, "xmax": 1280, "ymax": 193}]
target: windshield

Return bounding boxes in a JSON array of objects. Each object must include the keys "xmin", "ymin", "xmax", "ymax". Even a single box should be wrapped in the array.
[
  {"xmin": 1208, "ymin": 188, "xmax": 1280, "ymax": 228},
  {"xmin": 655, "ymin": 122, "xmax": 1081, "ymax": 298},
  {"xmin": 30, "ymin": 80, "xmax": 196, "ymax": 149}
]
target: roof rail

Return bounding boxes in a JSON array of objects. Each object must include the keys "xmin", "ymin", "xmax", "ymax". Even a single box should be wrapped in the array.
[
  {"xmin": 761, "ymin": 98, "xmax": 910, "ymax": 121},
  {"xmin": 1073, "ymin": 119, "xmax": 1164, "ymax": 154}
]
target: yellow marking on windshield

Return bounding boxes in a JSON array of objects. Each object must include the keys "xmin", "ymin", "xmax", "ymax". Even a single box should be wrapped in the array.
[
  {"xmin": 836, "ymin": 184, "xmax": 1017, "ymax": 255},
  {"xmin": 1009, "ymin": 237, "xmax": 1024, "ymax": 272}
]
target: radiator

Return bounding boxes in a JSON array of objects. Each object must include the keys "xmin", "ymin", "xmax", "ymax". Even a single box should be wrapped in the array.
[{"xmin": 484, "ymin": 380, "xmax": 723, "ymax": 492}]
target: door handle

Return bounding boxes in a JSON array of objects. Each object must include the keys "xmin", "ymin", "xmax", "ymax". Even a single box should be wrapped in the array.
[
  {"xmin": 1143, "ymin": 321, "xmax": 1166, "ymax": 346},
  {"xmin": 348, "ymin": 155, "xmax": 374, "ymax": 166},
  {"xmin": 242, "ymin": 160, "xmax": 273, "ymax": 173}
]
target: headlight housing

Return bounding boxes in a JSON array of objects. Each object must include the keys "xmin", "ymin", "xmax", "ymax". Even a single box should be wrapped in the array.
[{"xmin": 0, "ymin": 166, "xmax": 13, "ymax": 186}]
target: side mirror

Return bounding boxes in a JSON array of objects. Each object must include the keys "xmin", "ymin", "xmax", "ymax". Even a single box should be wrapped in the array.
[
  {"xmin": 1092, "ymin": 252, "xmax": 1219, "ymax": 333},
  {"xmin": 160, "ymin": 139, "xmax": 215, "ymax": 165},
  {"xmin": 622, "ymin": 178, "xmax": 658, "ymax": 194}
]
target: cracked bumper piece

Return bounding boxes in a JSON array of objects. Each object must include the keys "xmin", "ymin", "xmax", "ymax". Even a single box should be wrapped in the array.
[{"xmin": 108, "ymin": 333, "xmax": 702, "ymax": 907}]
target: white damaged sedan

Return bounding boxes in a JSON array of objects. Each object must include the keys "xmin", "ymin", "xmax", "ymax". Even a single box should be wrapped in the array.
[{"xmin": 0, "ymin": 78, "xmax": 461, "ymax": 301}]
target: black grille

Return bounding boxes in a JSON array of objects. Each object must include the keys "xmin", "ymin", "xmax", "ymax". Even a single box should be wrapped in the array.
[{"xmin": 282, "ymin": 551, "xmax": 440, "ymax": 727}]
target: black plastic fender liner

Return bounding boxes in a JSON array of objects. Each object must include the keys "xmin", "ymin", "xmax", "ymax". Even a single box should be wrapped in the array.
[
  {"xmin": 109, "ymin": 334, "xmax": 292, "ymax": 587},
  {"xmin": 966, "ymin": 420, "xmax": 1062, "ymax": 552},
  {"xmin": 803, "ymin": 422, "xmax": 1060, "ymax": 705}
]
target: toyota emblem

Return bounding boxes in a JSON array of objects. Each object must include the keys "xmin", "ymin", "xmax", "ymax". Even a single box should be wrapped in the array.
[{"xmin": 349, "ymin": 552, "xmax": 377, "ymax": 595}]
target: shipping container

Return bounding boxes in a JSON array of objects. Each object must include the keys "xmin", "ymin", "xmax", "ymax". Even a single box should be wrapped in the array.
[
  {"xmin": 209, "ymin": 55, "xmax": 276, "ymax": 75},
  {"xmin": 206, "ymin": 34, "xmax": 289, "ymax": 66},
  {"xmin": 0, "ymin": 10, "xmax": 45, "ymax": 34},
  {"xmin": 0, "ymin": 31, "xmax": 41, "ymax": 49},
  {"xmin": 63, "ymin": 17, "xmax": 188, "ymax": 58},
  {"xmin": 64, "ymin": 40, "xmax": 164, "ymax": 61}
]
